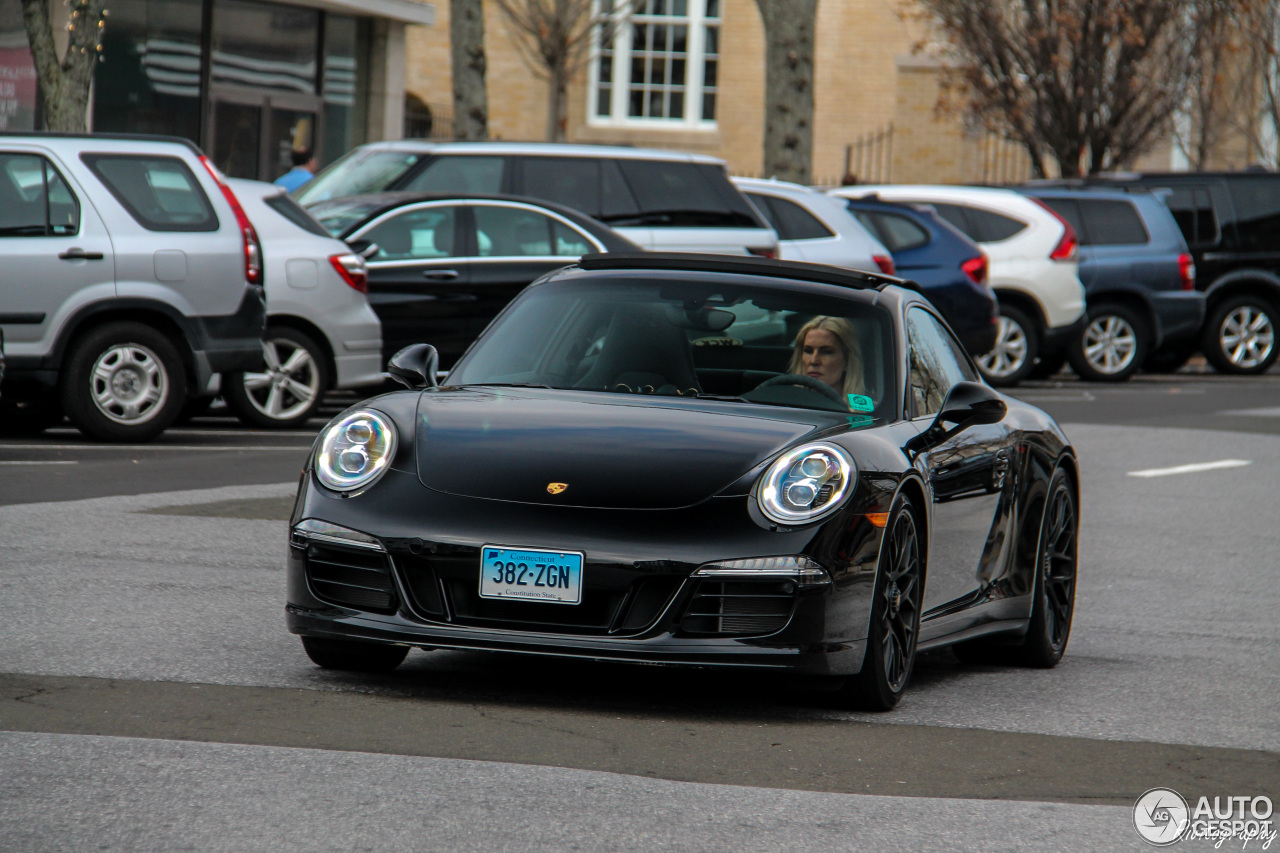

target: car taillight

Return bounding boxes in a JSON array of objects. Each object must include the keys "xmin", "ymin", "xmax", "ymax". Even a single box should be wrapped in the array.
[
  {"xmin": 873, "ymin": 254, "xmax": 895, "ymax": 275},
  {"xmin": 1178, "ymin": 253, "xmax": 1196, "ymax": 291},
  {"xmin": 329, "ymin": 253, "xmax": 368, "ymax": 293},
  {"xmin": 198, "ymin": 155, "xmax": 263, "ymax": 286},
  {"xmin": 747, "ymin": 247, "xmax": 777, "ymax": 259},
  {"xmin": 962, "ymin": 255, "xmax": 988, "ymax": 285},
  {"xmin": 1028, "ymin": 197, "xmax": 1078, "ymax": 262}
]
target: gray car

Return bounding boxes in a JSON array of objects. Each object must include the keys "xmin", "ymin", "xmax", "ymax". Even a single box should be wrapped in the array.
[{"xmin": 0, "ymin": 133, "xmax": 265, "ymax": 441}]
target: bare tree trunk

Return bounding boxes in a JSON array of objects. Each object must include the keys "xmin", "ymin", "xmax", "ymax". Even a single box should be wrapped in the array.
[
  {"xmin": 754, "ymin": 0, "xmax": 818, "ymax": 184},
  {"xmin": 546, "ymin": 61, "xmax": 568, "ymax": 141},
  {"xmin": 21, "ymin": 0, "xmax": 105, "ymax": 132},
  {"xmin": 450, "ymin": 0, "xmax": 489, "ymax": 140}
]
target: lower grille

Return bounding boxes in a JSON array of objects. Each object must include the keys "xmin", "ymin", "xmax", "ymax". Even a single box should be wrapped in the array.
[
  {"xmin": 679, "ymin": 579, "xmax": 797, "ymax": 636},
  {"xmin": 304, "ymin": 541, "xmax": 397, "ymax": 613}
]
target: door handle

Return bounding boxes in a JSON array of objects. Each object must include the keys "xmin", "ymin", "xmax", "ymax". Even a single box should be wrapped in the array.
[
  {"xmin": 58, "ymin": 248, "xmax": 105, "ymax": 261},
  {"xmin": 423, "ymin": 269, "xmax": 459, "ymax": 280}
]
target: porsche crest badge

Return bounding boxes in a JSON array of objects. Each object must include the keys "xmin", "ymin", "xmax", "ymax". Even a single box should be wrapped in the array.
[{"xmin": 546, "ymin": 482, "xmax": 568, "ymax": 495}]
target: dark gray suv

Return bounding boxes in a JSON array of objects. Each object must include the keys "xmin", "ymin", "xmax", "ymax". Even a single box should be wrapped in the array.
[{"xmin": 0, "ymin": 133, "xmax": 266, "ymax": 441}]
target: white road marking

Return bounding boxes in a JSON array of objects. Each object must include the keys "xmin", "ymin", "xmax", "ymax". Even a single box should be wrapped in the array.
[
  {"xmin": 0, "ymin": 444, "xmax": 310, "ymax": 452},
  {"xmin": 1127, "ymin": 459, "xmax": 1252, "ymax": 478},
  {"xmin": 1220, "ymin": 407, "xmax": 1280, "ymax": 417},
  {"xmin": 0, "ymin": 460, "xmax": 78, "ymax": 465}
]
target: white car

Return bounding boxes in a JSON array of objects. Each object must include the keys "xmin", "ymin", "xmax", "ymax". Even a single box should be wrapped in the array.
[
  {"xmin": 222, "ymin": 179, "xmax": 384, "ymax": 427},
  {"xmin": 733, "ymin": 177, "xmax": 895, "ymax": 274},
  {"xmin": 829, "ymin": 184, "xmax": 1086, "ymax": 385}
]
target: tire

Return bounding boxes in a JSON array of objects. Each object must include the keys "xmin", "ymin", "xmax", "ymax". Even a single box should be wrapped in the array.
[
  {"xmin": 224, "ymin": 327, "xmax": 329, "ymax": 428},
  {"xmin": 1201, "ymin": 294, "xmax": 1279, "ymax": 375},
  {"xmin": 840, "ymin": 493, "xmax": 924, "ymax": 711},
  {"xmin": 0, "ymin": 398, "xmax": 64, "ymax": 436},
  {"xmin": 1067, "ymin": 303, "xmax": 1149, "ymax": 382},
  {"xmin": 59, "ymin": 322, "xmax": 186, "ymax": 442},
  {"xmin": 976, "ymin": 305, "xmax": 1039, "ymax": 387},
  {"xmin": 301, "ymin": 636, "xmax": 409, "ymax": 672},
  {"xmin": 955, "ymin": 467, "xmax": 1078, "ymax": 668}
]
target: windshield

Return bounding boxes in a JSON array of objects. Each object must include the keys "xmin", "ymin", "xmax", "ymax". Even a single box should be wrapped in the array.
[
  {"xmin": 295, "ymin": 149, "xmax": 422, "ymax": 205},
  {"xmin": 308, "ymin": 197, "xmax": 389, "ymax": 237},
  {"xmin": 448, "ymin": 276, "xmax": 896, "ymax": 418}
]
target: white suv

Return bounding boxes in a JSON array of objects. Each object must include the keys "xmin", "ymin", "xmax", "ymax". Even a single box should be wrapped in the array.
[{"xmin": 829, "ymin": 185, "xmax": 1086, "ymax": 385}]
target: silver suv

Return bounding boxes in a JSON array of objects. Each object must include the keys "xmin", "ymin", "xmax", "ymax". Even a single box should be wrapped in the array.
[{"xmin": 0, "ymin": 133, "xmax": 266, "ymax": 441}]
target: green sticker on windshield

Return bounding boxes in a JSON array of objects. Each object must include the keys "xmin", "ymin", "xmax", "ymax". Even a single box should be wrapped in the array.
[
  {"xmin": 847, "ymin": 394, "xmax": 874, "ymax": 413},
  {"xmin": 846, "ymin": 415, "xmax": 875, "ymax": 428}
]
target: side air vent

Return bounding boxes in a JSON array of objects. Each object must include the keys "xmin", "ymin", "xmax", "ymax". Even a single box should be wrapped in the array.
[{"xmin": 679, "ymin": 579, "xmax": 797, "ymax": 636}]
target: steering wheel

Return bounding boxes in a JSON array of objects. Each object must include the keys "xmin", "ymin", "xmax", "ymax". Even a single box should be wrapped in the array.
[{"xmin": 755, "ymin": 373, "xmax": 847, "ymax": 406}]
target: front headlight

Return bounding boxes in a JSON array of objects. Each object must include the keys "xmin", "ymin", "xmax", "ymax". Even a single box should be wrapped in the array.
[
  {"xmin": 315, "ymin": 409, "xmax": 397, "ymax": 492},
  {"xmin": 757, "ymin": 442, "xmax": 856, "ymax": 525}
]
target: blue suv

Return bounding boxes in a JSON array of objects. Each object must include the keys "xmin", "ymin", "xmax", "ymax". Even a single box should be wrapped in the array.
[
  {"xmin": 1022, "ymin": 187, "xmax": 1205, "ymax": 380},
  {"xmin": 841, "ymin": 196, "xmax": 998, "ymax": 357}
]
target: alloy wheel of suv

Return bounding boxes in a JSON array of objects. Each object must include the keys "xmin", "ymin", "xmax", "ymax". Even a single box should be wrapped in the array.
[
  {"xmin": 1202, "ymin": 295, "xmax": 1278, "ymax": 375},
  {"xmin": 976, "ymin": 305, "xmax": 1039, "ymax": 386},
  {"xmin": 224, "ymin": 327, "xmax": 329, "ymax": 428},
  {"xmin": 1068, "ymin": 304, "xmax": 1148, "ymax": 382}
]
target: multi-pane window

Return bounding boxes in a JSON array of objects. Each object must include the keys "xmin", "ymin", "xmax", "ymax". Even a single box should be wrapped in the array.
[{"xmin": 591, "ymin": 0, "xmax": 720, "ymax": 127}]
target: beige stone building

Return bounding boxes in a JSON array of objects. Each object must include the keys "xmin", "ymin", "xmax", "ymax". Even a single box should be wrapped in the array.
[{"xmin": 403, "ymin": 1, "xmax": 1258, "ymax": 185}]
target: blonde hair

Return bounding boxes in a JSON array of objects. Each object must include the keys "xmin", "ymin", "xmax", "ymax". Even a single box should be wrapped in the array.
[{"xmin": 788, "ymin": 315, "xmax": 865, "ymax": 397}]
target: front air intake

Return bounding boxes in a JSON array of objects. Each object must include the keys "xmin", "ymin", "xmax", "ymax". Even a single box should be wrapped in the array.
[
  {"xmin": 679, "ymin": 579, "xmax": 797, "ymax": 636},
  {"xmin": 304, "ymin": 541, "xmax": 397, "ymax": 613}
]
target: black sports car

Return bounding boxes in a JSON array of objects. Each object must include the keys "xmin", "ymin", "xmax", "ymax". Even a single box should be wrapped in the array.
[{"xmin": 286, "ymin": 253, "xmax": 1079, "ymax": 710}]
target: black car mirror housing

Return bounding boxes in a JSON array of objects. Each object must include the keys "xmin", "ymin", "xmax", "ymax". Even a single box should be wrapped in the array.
[
  {"xmin": 905, "ymin": 381, "xmax": 1007, "ymax": 454},
  {"xmin": 388, "ymin": 344, "xmax": 440, "ymax": 390}
]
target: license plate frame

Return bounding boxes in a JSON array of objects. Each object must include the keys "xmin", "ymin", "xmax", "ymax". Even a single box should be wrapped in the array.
[{"xmin": 479, "ymin": 545, "xmax": 584, "ymax": 605}]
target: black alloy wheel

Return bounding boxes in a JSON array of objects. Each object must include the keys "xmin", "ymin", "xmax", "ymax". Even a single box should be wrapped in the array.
[
  {"xmin": 842, "ymin": 493, "xmax": 923, "ymax": 711},
  {"xmin": 301, "ymin": 636, "xmax": 410, "ymax": 672}
]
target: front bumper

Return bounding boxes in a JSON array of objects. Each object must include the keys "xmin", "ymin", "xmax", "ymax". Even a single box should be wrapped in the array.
[{"xmin": 285, "ymin": 467, "xmax": 887, "ymax": 676}]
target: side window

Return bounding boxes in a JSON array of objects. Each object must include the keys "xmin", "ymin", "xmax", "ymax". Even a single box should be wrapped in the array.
[
  {"xmin": 1038, "ymin": 198, "xmax": 1087, "ymax": 244},
  {"xmin": 615, "ymin": 159, "xmax": 758, "ymax": 227},
  {"xmin": 907, "ymin": 307, "xmax": 974, "ymax": 417},
  {"xmin": 363, "ymin": 206, "xmax": 458, "ymax": 261},
  {"xmin": 1226, "ymin": 179, "xmax": 1280, "ymax": 253},
  {"xmin": 1165, "ymin": 186, "xmax": 1219, "ymax": 247},
  {"xmin": 520, "ymin": 158, "xmax": 601, "ymax": 216},
  {"xmin": 0, "ymin": 153, "xmax": 80, "ymax": 236},
  {"xmin": 865, "ymin": 211, "xmax": 928, "ymax": 252},
  {"xmin": 404, "ymin": 156, "xmax": 505, "ymax": 194},
  {"xmin": 766, "ymin": 196, "xmax": 834, "ymax": 240},
  {"xmin": 928, "ymin": 202, "xmax": 973, "ymax": 237},
  {"xmin": 475, "ymin": 205, "xmax": 583, "ymax": 257},
  {"xmin": 967, "ymin": 207, "xmax": 1027, "ymax": 242},
  {"xmin": 82, "ymin": 154, "xmax": 217, "ymax": 232},
  {"xmin": 1077, "ymin": 199, "xmax": 1149, "ymax": 246}
]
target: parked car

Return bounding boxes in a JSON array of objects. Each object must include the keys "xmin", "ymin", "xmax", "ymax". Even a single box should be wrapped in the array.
[
  {"xmin": 308, "ymin": 193, "xmax": 641, "ymax": 367},
  {"xmin": 732, "ymin": 177, "xmax": 895, "ymax": 273},
  {"xmin": 0, "ymin": 132, "xmax": 265, "ymax": 441},
  {"xmin": 294, "ymin": 141, "xmax": 778, "ymax": 257},
  {"xmin": 839, "ymin": 195, "xmax": 999, "ymax": 357},
  {"xmin": 1021, "ymin": 187, "xmax": 1205, "ymax": 381},
  {"xmin": 1034, "ymin": 171, "xmax": 1280, "ymax": 374},
  {"xmin": 286, "ymin": 252, "xmax": 1080, "ymax": 712},
  {"xmin": 201, "ymin": 179, "xmax": 386, "ymax": 428},
  {"xmin": 830, "ymin": 185, "xmax": 1086, "ymax": 386}
]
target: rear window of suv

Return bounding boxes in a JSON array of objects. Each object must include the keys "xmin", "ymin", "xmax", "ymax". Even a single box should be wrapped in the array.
[
  {"xmin": 1039, "ymin": 197, "xmax": 1149, "ymax": 246},
  {"xmin": 82, "ymin": 154, "xmax": 218, "ymax": 232},
  {"xmin": 609, "ymin": 160, "xmax": 762, "ymax": 228}
]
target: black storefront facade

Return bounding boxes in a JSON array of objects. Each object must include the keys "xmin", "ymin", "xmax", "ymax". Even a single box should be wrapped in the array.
[{"xmin": 0, "ymin": 0, "xmax": 432, "ymax": 180}]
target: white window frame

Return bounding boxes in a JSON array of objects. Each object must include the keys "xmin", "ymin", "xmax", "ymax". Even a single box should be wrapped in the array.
[{"xmin": 587, "ymin": 0, "xmax": 720, "ymax": 130}]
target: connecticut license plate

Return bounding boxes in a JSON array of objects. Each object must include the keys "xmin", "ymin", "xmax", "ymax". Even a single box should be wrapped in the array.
[{"xmin": 479, "ymin": 545, "xmax": 584, "ymax": 605}]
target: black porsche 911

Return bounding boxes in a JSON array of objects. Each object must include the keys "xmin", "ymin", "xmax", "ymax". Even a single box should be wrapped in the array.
[{"xmin": 286, "ymin": 253, "xmax": 1079, "ymax": 710}]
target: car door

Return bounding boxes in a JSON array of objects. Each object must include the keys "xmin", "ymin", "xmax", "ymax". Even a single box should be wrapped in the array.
[
  {"xmin": 0, "ymin": 149, "xmax": 114, "ymax": 361},
  {"xmin": 466, "ymin": 201, "xmax": 607, "ymax": 342},
  {"xmin": 907, "ymin": 306, "xmax": 1015, "ymax": 617},
  {"xmin": 351, "ymin": 203, "xmax": 470, "ymax": 365}
]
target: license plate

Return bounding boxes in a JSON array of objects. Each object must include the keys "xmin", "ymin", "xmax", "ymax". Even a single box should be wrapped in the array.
[{"xmin": 479, "ymin": 545, "xmax": 584, "ymax": 605}]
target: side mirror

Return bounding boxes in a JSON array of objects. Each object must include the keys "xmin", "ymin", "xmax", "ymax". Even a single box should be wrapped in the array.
[
  {"xmin": 905, "ymin": 381, "xmax": 1006, "ymax": 453},
  {"xmin": 388, "ymin": 344, "xmax": 439, "ymax": 390},
  {"xmin": 346, "ymin": 238, "xmax": 380, "ymax": 260}
]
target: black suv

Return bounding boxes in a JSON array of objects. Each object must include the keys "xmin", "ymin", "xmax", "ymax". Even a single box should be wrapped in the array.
[{"xmin": 1055, "ymin": 172, "xmax": 1280, "ymax": 374}]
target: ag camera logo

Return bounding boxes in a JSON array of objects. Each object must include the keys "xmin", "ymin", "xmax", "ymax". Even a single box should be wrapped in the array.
[{"xmin": 1134, "ymin": 788, "xmax": 1190, "ymax": 846}]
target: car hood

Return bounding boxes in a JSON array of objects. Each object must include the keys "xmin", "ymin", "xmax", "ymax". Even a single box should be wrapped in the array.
[{"xmin": 414, "ymin": 388, "xmax": 822, "ymax": 509}]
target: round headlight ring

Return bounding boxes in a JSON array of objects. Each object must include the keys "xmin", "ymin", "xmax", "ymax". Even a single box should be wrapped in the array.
[
  {"xmin": 316, "ymin": 409, "xmax": 398, "ymax": 492},
  {"xmin": 758, "ymin": 442, "xmax": 856, "ymax": 525}
]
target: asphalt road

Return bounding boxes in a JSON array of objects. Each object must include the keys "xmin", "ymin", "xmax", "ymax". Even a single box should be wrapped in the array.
[{"xmin": 1, "ymin": 371, "xmax": 1278, "ymax": 851}]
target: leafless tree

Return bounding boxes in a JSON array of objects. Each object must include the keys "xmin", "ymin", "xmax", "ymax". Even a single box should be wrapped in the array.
[
  {"xmin": 493, "ymin": 0, "xmax": 633, "ymax": 141},
  {"xmin": 754, "ymin": 0, "xmax": 818, "ymax": 184},
  {"xmin": 1173, "ymin": 1, "xmax": 1241, "ymax": 169},
  {"xmin": 916, "ymin": 0, "xmax": 1229, "ymax": 177},
  {"xmin": 451, "ymin": 0, "xmax": 489, "ymax": 140},
  {"xmin": 1231, "ymin": 0, "xmax": 1280, "ymax": 167},
  {"xmin": 21, "ymin": 0, "xmax": 106, "ymax": 132}
]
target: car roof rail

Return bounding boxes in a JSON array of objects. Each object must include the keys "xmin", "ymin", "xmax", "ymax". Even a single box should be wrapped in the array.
[{"xmin": 576, "ymin": 252, "xmax": 917, "ymax": 293}]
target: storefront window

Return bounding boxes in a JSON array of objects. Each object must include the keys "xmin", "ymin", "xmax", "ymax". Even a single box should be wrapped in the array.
[
  {"xmin": 211, "ymin": 0, "xmax": 319, "ymax": 94},
  {"xmin": 92, "ymin": 0, "xmax": 203, "ymax": 141},
  {"xmin": 322, "ymin": 14, "xmax": 370, "ymax": 167}
]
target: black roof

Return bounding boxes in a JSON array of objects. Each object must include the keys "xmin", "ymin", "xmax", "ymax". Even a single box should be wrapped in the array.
[{"xmin": 577, "ymin": 252, "xmax": 916, "ymax": 293}]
